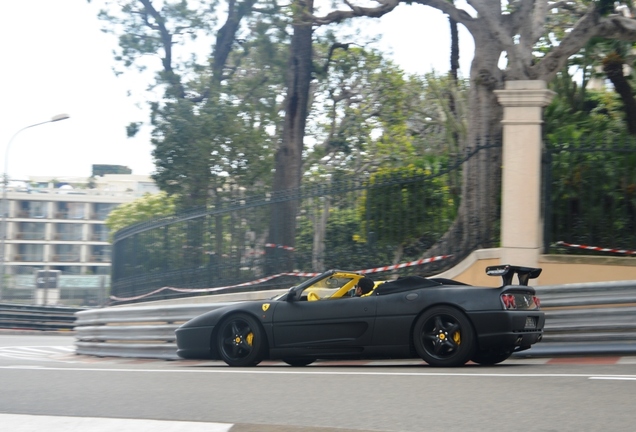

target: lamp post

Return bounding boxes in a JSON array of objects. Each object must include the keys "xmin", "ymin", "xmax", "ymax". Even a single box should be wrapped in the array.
[{"xmin": 0, "ymin": 114, "xmax": 70, "ymax": 301}]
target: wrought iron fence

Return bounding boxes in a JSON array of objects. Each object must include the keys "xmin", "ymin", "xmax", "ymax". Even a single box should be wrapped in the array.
[
  {"xmin": 544, "ymin": 135, "xmax": 636, "ymax": 255},
  {"xmin": 111, "ymin": 142, "xmax": 502, "ymax": 303},
  {"xmin": 106, "ymin": 135, "xmax": 636, "ymax": 303}
]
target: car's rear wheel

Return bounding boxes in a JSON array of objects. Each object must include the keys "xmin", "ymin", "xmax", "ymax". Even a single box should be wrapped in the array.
[
  {"xmin": 413, "ymin": 306, "xmax": 476, "ymax": 367},
  {"xmin": 217, "ymin": 313, "xmax": 266, "ymax": 367},
  {"xmin": 471, "ymin": 350, "xmax": 513, "ymax": 365},
  {"xmin": 282, "ymin": 358, "xmax": 316, "ymax": 367}
]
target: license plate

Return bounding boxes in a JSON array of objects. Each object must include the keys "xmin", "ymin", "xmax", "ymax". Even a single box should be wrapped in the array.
[{"xmin": 524, "ymin": 316, "xmax": 537, "ymax": 329}]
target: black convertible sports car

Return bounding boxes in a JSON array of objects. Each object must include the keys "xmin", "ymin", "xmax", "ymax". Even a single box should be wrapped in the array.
[{"xmin": 175, "ymin": 265, "xmax": 545, "ymax": 367}]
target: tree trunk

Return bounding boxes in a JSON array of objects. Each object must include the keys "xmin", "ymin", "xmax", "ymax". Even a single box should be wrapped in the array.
[
  {"xmin": 312, "ymin": 198, "xmax": 329, "ymax": 272},
  {"xmin": 267, "ymin": 0, "xmax": 314, "ymax": 272},
  {"xmin": 449, "ymin": 17, "xmax": 459, "ymax": 81},
  {"xmin": 603, "ymin": 52, "xmax": 636, "ymax": 135},
  {"xmin": 423, "ymin": 28, "xmax": 504, "ymax": 261}
]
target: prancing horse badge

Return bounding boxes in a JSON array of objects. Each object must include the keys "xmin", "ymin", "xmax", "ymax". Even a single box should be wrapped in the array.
[{"xmin": 262, "ymin": 303, "xmax": 270, "ymax": 312}]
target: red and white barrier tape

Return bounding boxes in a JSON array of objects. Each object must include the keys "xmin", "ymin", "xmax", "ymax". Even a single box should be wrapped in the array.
[
  {"xmin": 556, "ymin": 241, "xmax": 636, "ymax": 255},
  {"xmin": 265, "ymin": 243, "xmax": 295, "ymax": 251},
  {"xmin": 110, "ymin": 254, "xmax": 452, "ymax": 302},
  {"xmin": 357, "ymin": 255, "xmax": 452, "ymax": 274}
]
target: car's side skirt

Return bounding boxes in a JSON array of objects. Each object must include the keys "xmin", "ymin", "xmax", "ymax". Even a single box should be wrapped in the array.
[{"xmin": 269, "ymin": 345, "xmax": 413, "ymax": 361}]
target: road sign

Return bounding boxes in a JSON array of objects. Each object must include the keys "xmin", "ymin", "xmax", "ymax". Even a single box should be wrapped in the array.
[{"xmin": 35, "ymin": 270, "xmax": 61, "ymax": 289}]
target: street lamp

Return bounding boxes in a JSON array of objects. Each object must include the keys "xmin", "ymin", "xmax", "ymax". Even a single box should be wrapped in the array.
[{"xmin": 0, "ymin": 114, "xmax": 70, "ymax": 301}]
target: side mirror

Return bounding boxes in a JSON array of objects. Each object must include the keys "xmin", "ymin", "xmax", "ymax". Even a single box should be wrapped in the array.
[{"xmin": 286, "ymin": 288, "xmax": 299, "ymax": 302}]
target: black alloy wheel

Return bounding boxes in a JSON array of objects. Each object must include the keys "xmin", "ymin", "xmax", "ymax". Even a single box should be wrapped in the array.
[
  {"xmin": 413, "ymin": 306, "xmax": 476, "ymax": 367},
  {"xmin": 471, "ymin": 350, "xmax": 513, "ymax": 365},
  {"xmin": 282, "ymin": 358, "xmax": 316, "ymax": 367},
  {"xmin": 217, "ymin": 313, "xmax": 266, "ymax": 367}
]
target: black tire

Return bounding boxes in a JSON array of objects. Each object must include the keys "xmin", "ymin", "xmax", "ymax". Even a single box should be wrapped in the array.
[
  {"xmin": 216, "ymin": 313, "xmax": 267, "ymax": 367},
  {"xmin": 413, "ymin": 306, "xmax": 476, "ymax": 367},
  {"xmin": 471, "ymin": 350, "xmax": 513, "ymax": 365},
  {"xmin": 282, "ymin": 358, "xmax": 316, "ymax": 367}
]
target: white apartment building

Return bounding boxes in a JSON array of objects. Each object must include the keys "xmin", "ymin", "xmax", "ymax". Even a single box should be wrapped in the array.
[{"xmin": 1, "ymin": 174, "xmax": 159, "ymax": 277}]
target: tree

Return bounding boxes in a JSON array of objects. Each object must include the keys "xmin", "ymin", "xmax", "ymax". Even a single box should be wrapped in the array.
[
  {"xmin": 93, "ymin": 1, "xmax": 320, "ymax": 272},
  {"xmin": 302, "ymin": 46, "xmax": 467, "ymax": 268},
  {"xmin": 314, "ymin": 1, "xmax": 636, "ymax": 255},
  {"xmin": 266, "ymin": 0, "xmax": 315, "ymax": 271},
  {"xmin": 93, "ymin": 0, "xmax": 282, "ymax": 209},
  {"xmin": 361, "ymin": 164, "xmax": 458, "ymax": 264},
  {"xmin": 105, "ymin": 191, "xmax": 176, "ymax": 237}
]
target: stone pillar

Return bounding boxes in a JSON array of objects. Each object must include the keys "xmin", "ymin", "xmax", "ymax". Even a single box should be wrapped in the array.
[{"xmin": 495, "ymin": 81, "xmax": 555, "ymax": 269}]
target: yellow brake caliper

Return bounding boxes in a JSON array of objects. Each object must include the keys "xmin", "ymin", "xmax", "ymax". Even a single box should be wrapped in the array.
[
  {"xmin": 453, "ymin": 331, "xmax": 461, "ymax": 345},
  {"xmin": 246, "ymin": 332, "xmax": 254, "ymax": 346}
]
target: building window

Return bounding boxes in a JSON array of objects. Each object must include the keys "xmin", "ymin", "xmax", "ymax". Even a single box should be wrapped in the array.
[
  {"xmin": 56, "ymin": 202, "xmax": 84, "ymax": 219},
  {"xmin": 56, "ymin": 223, "xmax": 83, "ymax": 241},
  {"xmin": 93, "ymin": 203, "xmax": 117, "ymax": 220},
  {"xmin": 19, "ymin": 201, "xmax": 48, "ymax": 218},
  {"xmin": 91, "ymin": 245, "xmax": 111, "ymax": 262},
  {"xmin": 68, "ymin": 202, "xmax": 85, "ymax": 219},
  {"xmin": 56, "ymin": 202, "xmax": 68, "ymax": 219},
  {"xmin": 17, "ymin": 244, "xmax": 44, "ymax": 262},
  {"xmin": 53, "ymin": 244, "xmax": 81, "ymax": 262},
  {"xmin": 17, "ymin": 222, "xmax": 46, "ymax": 240},
  {"xmin": 91, "ymin": 225, "xmax": 109, "ymax": 242}
]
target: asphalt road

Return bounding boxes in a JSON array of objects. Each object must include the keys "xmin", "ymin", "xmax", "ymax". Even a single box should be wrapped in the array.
[{"xmin": 1, "ymin": 334, "xmax": 635, "ymax": 431}]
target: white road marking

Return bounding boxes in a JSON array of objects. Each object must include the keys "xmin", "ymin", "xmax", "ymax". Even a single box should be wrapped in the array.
[
  {"xmin": 19, "ymin": 346, "xmax": 59, "ymax": 353},
  {"xmin": 0, "ymin": 414, "xmax": 233, "ymax": 432},
  {"xmin": 0, "ymin": 346, "xmax": 78, "ymax": 363},
  {"xmin": 589, "ymin": 376, "xmax": 636, "ymax": 381},
  {"xmin": 1, "ymin": 364, "xmax": 636, "ymax": 379},
  {"xmin": 4, "ymin": 365, "xmax": 46, "ymax": 369},
  {"xmin": 0, "ymin": 346, "xmax": 77, "ymax": 362}
]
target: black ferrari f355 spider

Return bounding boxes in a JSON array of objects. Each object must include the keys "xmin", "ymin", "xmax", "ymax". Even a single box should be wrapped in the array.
[{"xmin": 175, "ymin": 265, "xmax": 545, "ymax": 367}]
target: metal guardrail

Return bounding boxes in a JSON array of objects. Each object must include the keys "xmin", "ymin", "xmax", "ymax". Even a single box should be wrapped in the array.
[
  {"xmin": 535, "ymin": 280, "xmax": 636, "ymax": 341},
  {"xmin": 514, "ymin": 281, "xmax": 636, "ymax": 357},
  {"xmin": 75, "ymin": 303, "xmax": 235, "ymax": 359},
  {"xmin": 0, "ymin": 303, "xmax": 83, "ymax": 331},
  {"xmin": 73, "ymin": 281, "xmax": 636, "ymax": 360}
]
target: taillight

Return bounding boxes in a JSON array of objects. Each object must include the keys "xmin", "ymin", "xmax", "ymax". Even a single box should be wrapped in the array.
[
  {"xmin": 501, "ymin": 293, "xmax": 516, "ymax": 310},
  {"xmin": 501, "ymin": 293, "xmax": 540, "ymax": 310}
]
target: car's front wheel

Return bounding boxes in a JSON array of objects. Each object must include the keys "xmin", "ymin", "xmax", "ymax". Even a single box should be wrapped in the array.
[
  {"xmin": 413, "ymin": 306, "xmax": 476, "ymax": 367},
  {"xmin": 217, "ymin": 313, "xmax": 266, "ymax": 367}
]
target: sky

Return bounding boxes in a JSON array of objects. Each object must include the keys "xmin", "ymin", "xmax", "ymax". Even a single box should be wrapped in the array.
[{"xmin": 0, "ymin": 0, "xmax": 473, "ymax": 181}]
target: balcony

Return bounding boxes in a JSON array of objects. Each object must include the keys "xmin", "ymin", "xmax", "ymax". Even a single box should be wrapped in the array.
[
  {"xmin": 17, "ymin": 211, "xmax": 48, "ymax": 219},
  {"xmin": 13, "ymin": 254, "xmax": 44, "ymax": 262},
  {"xmin": 52, "ymin": 254, "xmax": 81, "ymax": 262},
  {"xmin": 54, "ymin": 233, "xmax": 83, "ymax": 241},
  {"xmin": 90, "ymin": 255, "xmax": 111, "ymax": 262},
  {"xmin": 15, "ymin": 232, "xmax": 46, "ymax": 241},
  {"xmin": 92, "ymin": 213, "xmax": 111, "ymax": 221}
]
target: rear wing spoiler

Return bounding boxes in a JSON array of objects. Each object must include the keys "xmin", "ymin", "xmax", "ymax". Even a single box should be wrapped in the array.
[{"xmin": 486, "ymin": 265, "xmax": 542, "ymax": 286}]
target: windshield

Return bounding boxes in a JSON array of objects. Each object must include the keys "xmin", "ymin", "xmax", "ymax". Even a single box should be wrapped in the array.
[{"xmin": 303, "ymin": 275, "xmax": 358, "ymax": 300}]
